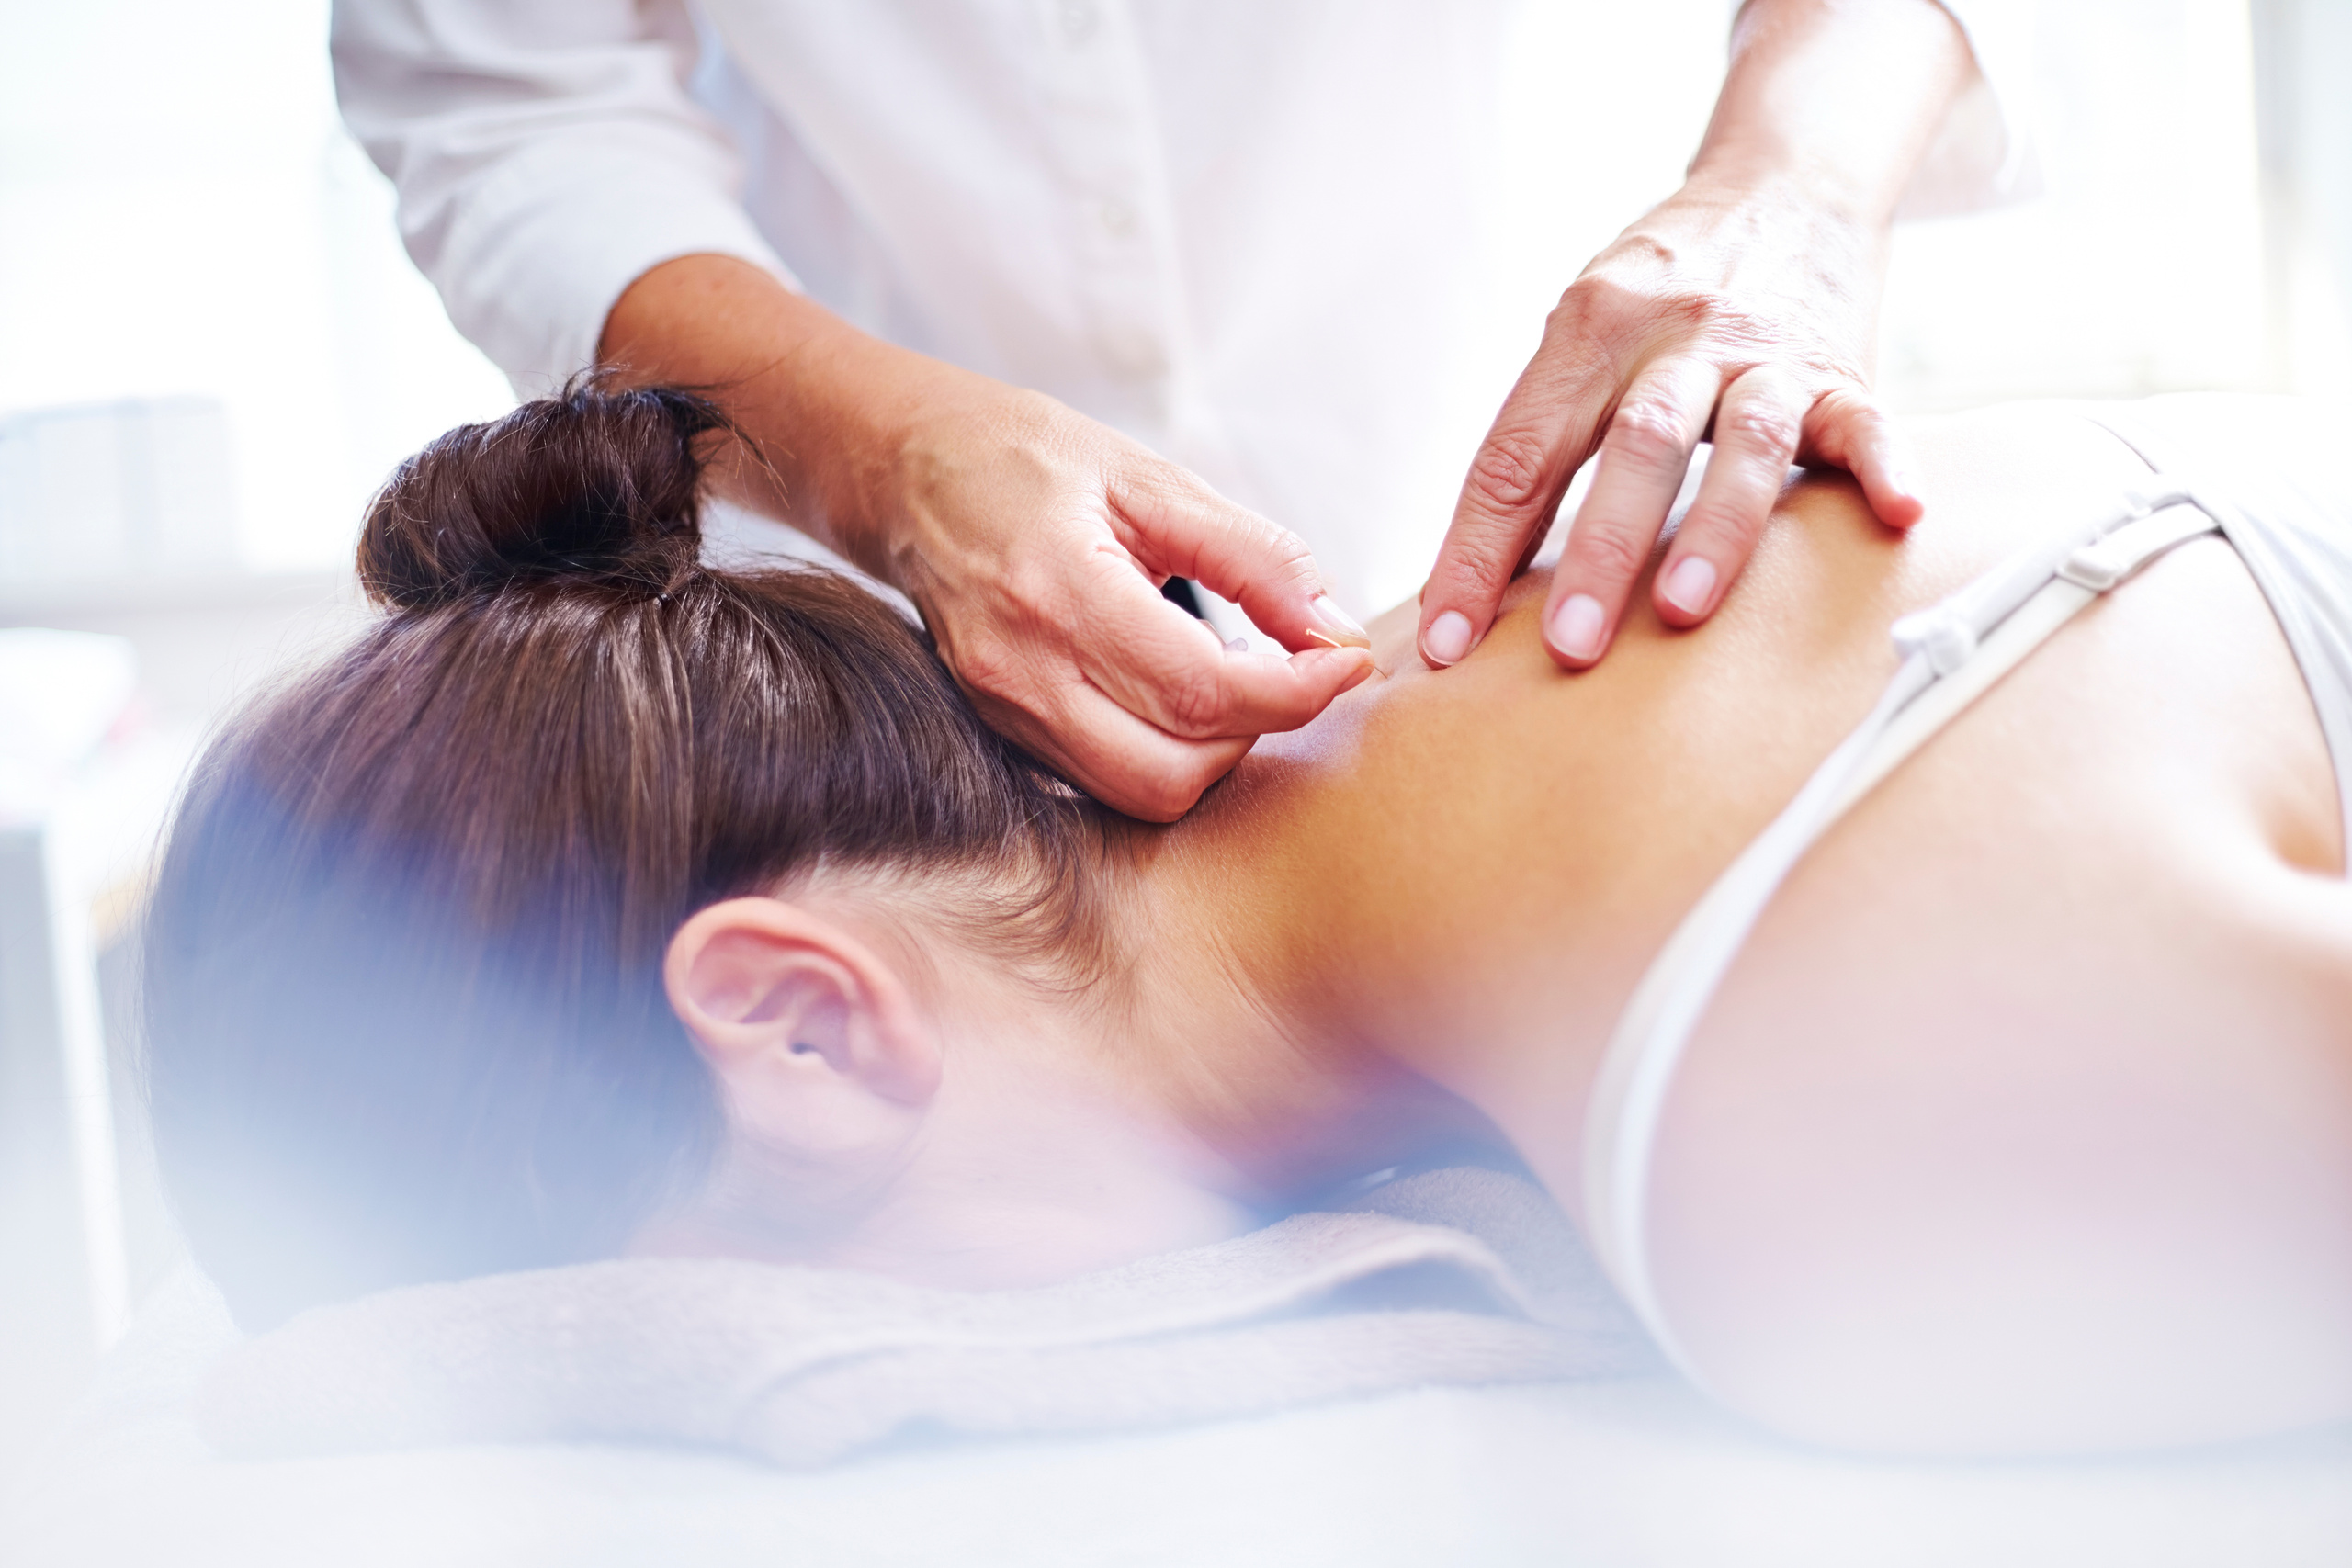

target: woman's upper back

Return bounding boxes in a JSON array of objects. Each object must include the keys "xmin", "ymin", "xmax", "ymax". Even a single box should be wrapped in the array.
[
  {"xmin": 1172, "ymin": 395, "xmax": 2352, "ymax": 1450},
  {"xmin": 1183, "ymin": 400, "xmax": 2342, "ymax": 1133}
]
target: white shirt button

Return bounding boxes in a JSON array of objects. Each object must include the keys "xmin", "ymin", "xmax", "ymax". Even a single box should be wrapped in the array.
[
  {"xmin": 1057, "ymin": 0, "xmax": 1099, "ymax": 45},
  {"xmin": 1094, "ymin": 199, "xmax": 1136, "ymax": 238}
]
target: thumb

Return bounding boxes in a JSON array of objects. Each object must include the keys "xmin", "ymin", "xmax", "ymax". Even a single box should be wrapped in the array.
[{"xmin": 1113, "ymin": 470, "xmax": 1371, "ymax": 654}]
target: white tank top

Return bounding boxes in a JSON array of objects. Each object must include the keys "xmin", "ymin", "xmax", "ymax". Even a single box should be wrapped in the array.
[{"xmin": 1580, "ymin": 408, "xmax": 2352, "ymax": 1382}]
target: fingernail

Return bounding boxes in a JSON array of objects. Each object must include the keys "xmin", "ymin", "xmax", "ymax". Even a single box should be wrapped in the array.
[
  {"xmin": 1549, "ymin": 594, "xmax": 1606, "ymax": 662},
  {"xmin": 1308, "ymin": 593, "xmax": 1371, "ymax": 649},
  {"xmin": 1661, "ymin": 556, "xmax": 1717, "ymax": 616},
  {"xmin": 1422, "ymin": 609, "xmax": 1474, "ymax": 667}
]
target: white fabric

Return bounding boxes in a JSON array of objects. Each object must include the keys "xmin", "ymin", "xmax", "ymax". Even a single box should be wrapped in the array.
[
  {"xmin": 330, "ymin": 0, "xmax": 2034, "ymax": 619},
  {"xmin": 2090, "ymin": 401, "xmax": 2352, "ymax": 841},
  {"xmin": 10, "ymin": 1268, "xmax": 2351, "ymax": 1568}
]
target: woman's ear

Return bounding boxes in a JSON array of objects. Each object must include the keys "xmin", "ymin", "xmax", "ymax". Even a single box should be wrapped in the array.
[{"xmin": 664, "ymin": 897, "xmax": 942, "ymax": 1158}]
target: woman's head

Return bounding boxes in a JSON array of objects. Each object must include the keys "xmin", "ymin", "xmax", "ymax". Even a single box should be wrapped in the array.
[{"xmin": 143, "ymin": 381, "xmax": 1117, "ymax": 1330}]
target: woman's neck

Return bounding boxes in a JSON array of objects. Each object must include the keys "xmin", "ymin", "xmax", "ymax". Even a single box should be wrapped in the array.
[{"xmin": 1114, "ymin": 801, "xmax": 1509, "ymax": 1197}]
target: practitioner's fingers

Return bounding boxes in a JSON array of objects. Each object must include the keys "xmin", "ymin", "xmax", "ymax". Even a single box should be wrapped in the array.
[
  {"xmin": 1651, "ymin": 365, "xmax": 1809, "ymax": 627},
  {"xmin": 970, "ymin": 666, "xmax": 1261, "ymax": 825},
  {"xmin": 1416, "ymin": 322, "xmax": 1621, "ymax": 671},
  {"xmin": 1065, "ymin": 545, "xmax": 1374, "ymax": 741},
  {"xmin": 1803, "ymin": 385, "xmax": 1925, "ymax": 530},
  {"xmin": 901, "ymin": 408, "xmax": 1377, "ymax": 821},
  {"xmin": 1110, "ymin": 460, "xmax": 1372, "ymax": 656},
  {"xmin": 1541, "ymin": 359, "xmax": 1719, "ymax": 669},
  {"xmin": 954, "ymin": 549, "xmax": 1372, "ymax": 821}
]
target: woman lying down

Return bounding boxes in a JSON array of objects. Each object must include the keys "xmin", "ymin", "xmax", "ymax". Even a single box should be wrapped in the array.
[{"xmin": 143, "ymin": 383, "xmax": 2352, "ymax": 1458}]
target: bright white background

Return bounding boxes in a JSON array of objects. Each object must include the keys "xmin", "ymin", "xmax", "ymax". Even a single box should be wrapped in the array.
[
  {"xmin": 0, "ymin": 0, "xmax": 2340, "ymax": 579},
  {"xmin": 0, "ymin": 0, "xmax": 513, "ymax": 575}
]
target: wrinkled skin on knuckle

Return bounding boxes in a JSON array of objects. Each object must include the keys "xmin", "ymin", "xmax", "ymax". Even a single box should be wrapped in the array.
[
  {"xmin": 1550, "ymin": 270, "xmax": 1644, "ymax": 340},
  {"xmin": 1158, "ymin": 657, "xmax": 1233, "ymax": 738},
  {"xmin": 1600, "ymin": 395, "xmax": 1692, "ymax": 476},
  {"xmin": 1810, "ymin": 384, "xmax": 1885, "ymax": 434},
  {"xmin": 1795, "ymin": 387, "xmax": 1891, "ymax": 471},
  {"xmin": 1566, "ymin": 183, "xmax": 1895, "ymax": 378},
  {"xmin": 1259, "ymin": 520, "xmax": 1317, "ymax": 586},
  {"xmin": 1463, "ymin": 427, "xmax": 1554, "ymax": 515},
  {"xmin": 1562, "ymin": 253, "xmax": 1832, "ymax": 387},
  {"xmin": 1204, "ymin": 509, "xmax": 1317, "ymax": 606},
  {"xmin": 1102, "ymin": 455, "xmax": 1193, "ymax": 529},
  {"xmin": 1434, "ymin": 517, "xmax": 1534, "ymax": 601},
  {"xmin": 1651, "ymin": 288, "xmax": 1726, "ymax": 345},
  {"xmin": 1651, "ymin": 294, "xmax": 1792, "ymax": 378},
  {"xmin": 1714, "ymin": 396, "xmax": 1801, "ymax": 458},
  {"xmin": 1104, "ymin": 449, "xmax": 1270, "ymax": 572},
  {"xmin": 1553, "ymin": 266, "xmax": 1720, "ymax": 354},
  {"xmin": 1722, "ymin": 299, "xmax": 1872, "ymax": 388},
  {"xmin": 1566, "ymin": 516, "xmax": 1656, "ymax": 589}
]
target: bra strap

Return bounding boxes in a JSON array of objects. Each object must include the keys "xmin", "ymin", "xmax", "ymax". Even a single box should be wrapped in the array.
[{"xmin": 1580, "ymin": 484, "xmax": 2224, "ymax": 1384}]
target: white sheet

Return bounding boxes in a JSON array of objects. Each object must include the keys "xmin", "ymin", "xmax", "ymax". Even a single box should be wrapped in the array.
[{"xmin": 8, "ymin": 1271, "xmax": 2351, "ymax": 1568}]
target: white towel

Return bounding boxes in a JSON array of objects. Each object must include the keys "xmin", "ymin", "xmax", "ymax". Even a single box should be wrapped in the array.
[{"xmin": 198, "ymin": 1166, "xmax": 1657, "ymax": 1468}]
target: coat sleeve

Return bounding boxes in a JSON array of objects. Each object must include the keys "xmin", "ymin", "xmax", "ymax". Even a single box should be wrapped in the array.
[
  {"xmin": 331, "ymin": 0, "xmax": 798, "ymax": 393},
  {"xmin": 1902, "ymin": 0, "xmax": 2041, "ymax": 220}
]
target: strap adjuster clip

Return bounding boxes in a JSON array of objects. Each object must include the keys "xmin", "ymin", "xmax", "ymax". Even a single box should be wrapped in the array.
[
  {"xmin": 2057, "ymin": 543, "xmax": 2127, "ymax": 592},
  {"xmin": 1890, "ymin": 609, "xmax": 1977, "ymax": 675}
]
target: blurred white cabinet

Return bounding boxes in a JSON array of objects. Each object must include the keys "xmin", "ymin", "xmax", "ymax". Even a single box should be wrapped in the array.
[
  {"xmin": 0, "ymin": 569, "xmax": 364, "ymax": 1476},
  {"xmin": 0, "ymin": 399, "xmax": 239, "ymax": 587},
  {"xmin": 0, "ymin": 820, "xmax": 128, "ymax": 1472}
]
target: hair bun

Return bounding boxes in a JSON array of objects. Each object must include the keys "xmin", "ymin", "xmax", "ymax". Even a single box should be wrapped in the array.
[{"xmin": 358, "ymin": 379, "xmax": 730, "ymax": 609}]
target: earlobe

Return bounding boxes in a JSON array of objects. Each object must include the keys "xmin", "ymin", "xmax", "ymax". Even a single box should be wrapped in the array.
[{"xmin": 664, "ymin": 897, "xmax": 942, "ymax": 1130}]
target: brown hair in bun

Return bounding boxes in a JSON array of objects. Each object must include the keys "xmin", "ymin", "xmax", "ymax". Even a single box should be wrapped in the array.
[{"xmin": 143, "ymin": 378, "xmax": 1111, "ymax": 1329}]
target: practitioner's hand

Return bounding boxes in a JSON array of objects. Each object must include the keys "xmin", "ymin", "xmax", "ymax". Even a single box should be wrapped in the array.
[
  {"xmin": 603, "ymin": 254, "xmax": 1373, "ymax": 824},
  {"xmin": 1414, "ymin": 0, "xmax": 1982, "ymax": 673},
  {"xmin": 882, "ymin": 389, "xmax": 1375, "ymax": 821},
  {"xmin": 1418, "ymin": 177, "xmax": 1924, "ymax": 674}
]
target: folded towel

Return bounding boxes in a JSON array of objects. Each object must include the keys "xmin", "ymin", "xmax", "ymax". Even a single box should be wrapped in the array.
[{"xmin": 199, "ymin": 1165, "xmax": 1657, "ymax": 1469}]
